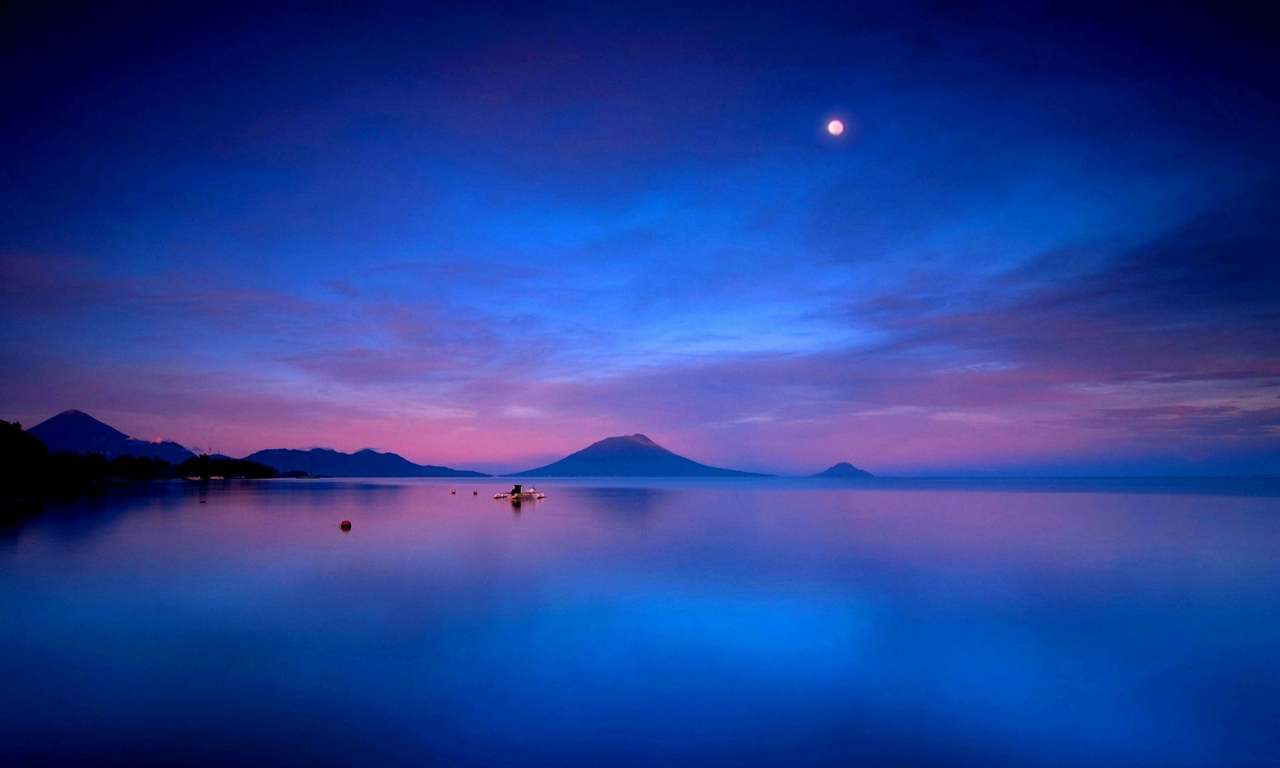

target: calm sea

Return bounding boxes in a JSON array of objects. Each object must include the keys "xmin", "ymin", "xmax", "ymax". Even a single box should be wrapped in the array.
[{"xmin": 2, "ymin": 478, "xmax": 1278, "ymax": 767}]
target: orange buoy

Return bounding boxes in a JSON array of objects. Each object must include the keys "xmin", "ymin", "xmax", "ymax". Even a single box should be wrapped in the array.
[{"xmin": 340, "ymin": 520, "xmax": 352, "ymax": 531}]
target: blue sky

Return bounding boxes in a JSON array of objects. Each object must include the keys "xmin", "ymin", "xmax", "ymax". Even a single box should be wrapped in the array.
[{"xmin": 2, "ymin": 1, "xmax": 1278, "ymax": 474}]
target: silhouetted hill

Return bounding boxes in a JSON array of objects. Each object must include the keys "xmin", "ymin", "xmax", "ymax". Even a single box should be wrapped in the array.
[
  {"xmin": 511, "ymin": 434, "xmax": 769, "ymax": 477},
  {"xmin": 27, "ymin": 410, "xmax": 195, "ymax": 463},
  {"xmin": 243, "ymin": 448, "xmax": 488, "ymax": 477},
  {"xmin": 812, "ymin": 462, "xmax": 873, "ymax": 478},
  {"xmin": 3, "ymin": 420, "xmax": 179, "ymax": 512}
]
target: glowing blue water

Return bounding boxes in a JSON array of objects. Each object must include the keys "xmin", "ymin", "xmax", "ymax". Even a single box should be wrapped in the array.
[{"xmin": 2, "ymin": 478, "xmax": 1278, "ymax": 766}]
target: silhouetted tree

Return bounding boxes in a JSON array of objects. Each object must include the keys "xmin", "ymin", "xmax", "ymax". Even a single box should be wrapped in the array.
[
  {"xmin": 1, "ymin": 421, "xmax": 110, "ymax": 514},
  {"xmin": 3, "ymin": 425, "xmax": 277, "ymax": 519},
  {"xmin": 177, "ymin": 455, "xmax": 278, "ymax": 480},
  {"xmin": 1, "ymin": 420, "xmax": 48, "ymax": 504}
]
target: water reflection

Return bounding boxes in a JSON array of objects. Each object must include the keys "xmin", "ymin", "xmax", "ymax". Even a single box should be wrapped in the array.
[
  {"xmin": 1, "ymin": 479, "xmax": 1278, "ymax": 767},
  {"xmin": 560, "ymin": 486, "xmax": 674, "ymax": 521}
]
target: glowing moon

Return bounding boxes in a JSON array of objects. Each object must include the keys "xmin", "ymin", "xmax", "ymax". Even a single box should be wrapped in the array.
[{"xmin": 827, "ymin": 119, "xmax": 844, "ymax": 136}]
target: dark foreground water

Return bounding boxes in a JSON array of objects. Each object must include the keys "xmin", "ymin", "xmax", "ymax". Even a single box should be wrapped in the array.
[{"xmin": 2, "ymin": 478, "xmax": 1279, "ymax": 767}]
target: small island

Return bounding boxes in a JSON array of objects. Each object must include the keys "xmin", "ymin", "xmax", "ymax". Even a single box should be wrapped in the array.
[{"xmin": 812, "ymin": 462, "xmax": 873, "ymax": 478}]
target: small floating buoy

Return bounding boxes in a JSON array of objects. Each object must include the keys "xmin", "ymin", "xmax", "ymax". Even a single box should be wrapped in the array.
[
  {"xmin": 472, "ymin": 491, "xmax": 477, "ymax": 495},
  {"xmin": 340, "ymin": 520, "xmax": 351, "ymax": 531},
  {"xmin": 451, "ymin": 490, "xmax": 456, "ymax": 495},
  {"xmin": 199, "ymin": 500, "xmax": 207, "ymax": 504}
]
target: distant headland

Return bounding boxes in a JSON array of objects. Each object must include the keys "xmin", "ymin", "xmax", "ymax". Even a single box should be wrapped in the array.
[
  {"xmin": 244, "ymin": 448, "xmax": 488, "ymax": 478},
  {"xmin": 18, "ymin": 411, "xmax": 489, "ymax": 479},
  {"xmin": 1, "ymin": 417, "xmax": 280, "ymax": 510}
]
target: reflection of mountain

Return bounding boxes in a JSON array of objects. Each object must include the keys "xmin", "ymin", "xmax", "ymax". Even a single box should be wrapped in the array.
[
  {"xmin": 27, "ymin": 410, "xmax": 195, "ymax": 464},
  {"xmin": 243, "ymin": 448, "xmax": 488, "ymax": 477},
  {"xmin": 562, "ymin": 486, "xmax": 674, "ymax": 519},
  {"xmin": 511, "ymin": 434, "xmax": 768, "ymax": 477},
  {"xmin": 812, "ymin": 462, "xmax": 873, "ymax": 478}
]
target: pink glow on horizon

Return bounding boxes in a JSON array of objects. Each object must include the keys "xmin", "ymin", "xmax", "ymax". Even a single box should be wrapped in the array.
[{"xmin": 1, "ymin": 4, "xmax": 1277, "ymax": 477}]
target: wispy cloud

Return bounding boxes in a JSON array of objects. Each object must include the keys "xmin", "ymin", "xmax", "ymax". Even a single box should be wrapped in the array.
[{"xmin": 1, "ymin": 2, "xmax": 1277, "ymax": 474}]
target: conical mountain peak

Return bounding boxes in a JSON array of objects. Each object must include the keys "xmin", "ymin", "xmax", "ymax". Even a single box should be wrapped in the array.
[
  {"xmin": 26, "ymin": 410, "xmax": 194, "ymax": 463},
  {"xmin": 512, "ymin": 433, "xmax": 768, "ymax": 477},
  {"xmin": 812, "ymin": 462, "xmax": 873, "ymax": 478},
  {"xmin": 30, "ymin": 409, "xmax": 129, "ymax": 443}
]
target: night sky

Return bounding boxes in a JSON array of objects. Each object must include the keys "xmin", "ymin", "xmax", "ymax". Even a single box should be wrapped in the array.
[{"xmin": 2, "ymin": 1, "xmax": 1278, "ymax": 475}]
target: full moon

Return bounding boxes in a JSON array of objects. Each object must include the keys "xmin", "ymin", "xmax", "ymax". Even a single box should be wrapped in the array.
[{"xmin": 827, "ymin": 119, "xmax": 844, "ymax": 136}]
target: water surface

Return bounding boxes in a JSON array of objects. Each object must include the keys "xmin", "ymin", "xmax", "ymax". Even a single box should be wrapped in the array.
[{"xmin": 2, "ymin": 478, "xmax": 1278, "ymax": 766}]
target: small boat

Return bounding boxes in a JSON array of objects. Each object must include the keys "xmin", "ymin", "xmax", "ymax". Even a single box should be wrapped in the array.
[{"xmin": 493, "ymin": 484, "xmax": 546, "ymax": 500}]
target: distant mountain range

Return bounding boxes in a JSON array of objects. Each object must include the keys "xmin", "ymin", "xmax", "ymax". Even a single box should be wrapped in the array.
[
  {"xmin": 812, "ymin": 462, "xmax": 873, "ymax": 478},
  {"xmin": 510, "ymin": 434, "xmax": 769, "ymax": 477},
  {"xmin": 19, "ymin": 411, "xmax": 868, "ymax": 478},
  {"xmin": 244, "ymin": 448, "xmax": 489, "ymax": 478},
  {"xmin": 27, "ymin": 410, "xmax": 196, "ymax": 464},
  {"xmin": 22, "ymin": 410, "xmax": 486, "ymax": 477}
]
